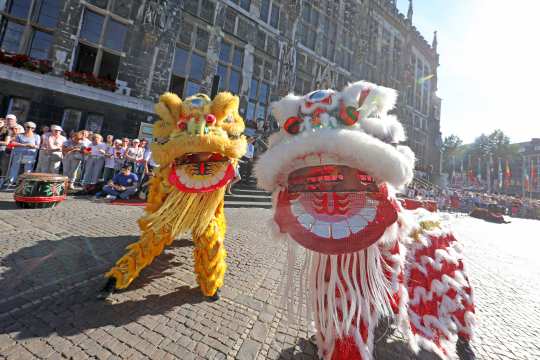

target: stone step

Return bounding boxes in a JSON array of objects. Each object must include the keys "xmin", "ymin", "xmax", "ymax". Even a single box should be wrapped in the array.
[
  {"xmin": 225, "ymin": 194, "xmax": 272, "ymax": 203},
  {"xmin": 224, "ymin": 201, "xmax": 272, "ymax": 209},
  {"xmin": 230, "ymin": 187, "xmax": 272, "ymax": 197}
]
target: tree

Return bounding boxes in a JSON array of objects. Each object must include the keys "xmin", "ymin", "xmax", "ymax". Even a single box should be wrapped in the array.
[{"xmin": 441, "ymin": 134, "xmax": 463, "ymax": 175}]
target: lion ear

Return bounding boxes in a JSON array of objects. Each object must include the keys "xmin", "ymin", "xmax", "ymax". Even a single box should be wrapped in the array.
[
  {"xmin": 211, "ymin": 92, "xmax": 239, "ymax": 121},
  {"xmin": 155, "ymin": 92, "xmax": 182, "ymax": 126}
]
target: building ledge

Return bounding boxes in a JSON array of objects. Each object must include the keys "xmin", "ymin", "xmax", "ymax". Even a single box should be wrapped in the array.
[{"xmin": 0, "ymin": 64, "xmax": 154, "ymax": 114}]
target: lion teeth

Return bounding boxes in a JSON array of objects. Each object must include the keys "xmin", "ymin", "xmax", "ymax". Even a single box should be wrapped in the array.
[
  {"xmin": 347, "ymin": 215, "xmax": 368, "ymax": 234},
  {"xmin": 291, "ymin": 202, "xmax": 303, "ymax": 217},
  {"xmin": 331, "ymin": 221, "xmax": 350, "ymax": 239},
  {"xmin": 311, "ymin": 221, "xmax": 331, "ymax": 238},
  {"xmin": 297, "ymin": 214, "xmax": 315, "ymax": 230}
]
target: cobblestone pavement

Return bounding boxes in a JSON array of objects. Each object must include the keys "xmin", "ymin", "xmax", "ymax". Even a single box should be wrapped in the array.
[{"xmin": 0, "ymin": 192, "xmax": 538, "ymax": 359}]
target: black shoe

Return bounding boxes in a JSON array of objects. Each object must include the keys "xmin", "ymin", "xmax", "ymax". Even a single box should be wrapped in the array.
[
  {"xmin": 456, "ymin": 338, "xmax": 476, "ymax": 360},
  {"xmin": 206, "ymin": 289, "xmax": 220, "ymax": 302},
  {"xmin": 97, "ymin": 277, "xmax": 116, "ymax": 300}
]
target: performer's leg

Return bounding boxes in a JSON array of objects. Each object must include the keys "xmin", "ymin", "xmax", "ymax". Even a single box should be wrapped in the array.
[
  {"xmin": 104, "ymin": 223, "xmax": 174, "ymax": 290},
  {"xmin": 193, "ymin": 200, "xmax": 227, "ymax": 299}
]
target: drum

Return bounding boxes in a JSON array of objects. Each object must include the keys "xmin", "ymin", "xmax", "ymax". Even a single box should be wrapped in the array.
[{"xmin": 14, "ymin": 173, "xmax": 69, "ymax": 208}]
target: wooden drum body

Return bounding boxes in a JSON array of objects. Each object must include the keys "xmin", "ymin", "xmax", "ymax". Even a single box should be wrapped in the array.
[{"xmin": 14, "ymin": 173, "xmax": 69, "ymax": 208}]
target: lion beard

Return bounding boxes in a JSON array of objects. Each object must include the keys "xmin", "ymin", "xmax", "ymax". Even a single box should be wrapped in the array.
[
  {"xmin": 144, "ymin": 188, "xmax": 225, "ymax": 237},
  {"xmin": 281, "ymin": 232, "xmax": 396, "ymax": 360}
]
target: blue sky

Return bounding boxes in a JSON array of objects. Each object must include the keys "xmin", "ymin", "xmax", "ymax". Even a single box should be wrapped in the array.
[{"xmin": 396, "ymin": 0, "xmax": 540, "ymax": 144}]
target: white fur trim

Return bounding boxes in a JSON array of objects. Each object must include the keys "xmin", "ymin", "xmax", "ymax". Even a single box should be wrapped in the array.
[
  {"xmin": 255, "ymin": 129, "xmax": 415, "ymax": 191},
  {"xmin": 360, "ymin": 115, "xmax": 406, "ymax": 144},
  {"xmin": 341, "ymin": 81, "xmax": 398, "ymax": 115},
  {"xmin": 270, "ymin": 93, "xmax": 302, "ymax": 127}
]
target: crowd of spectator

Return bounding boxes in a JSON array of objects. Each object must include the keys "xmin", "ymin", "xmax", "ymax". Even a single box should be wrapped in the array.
[
  {"xmin": 0, "ymin": 114, "xmax": 155, "ymax": 200},
  {"xmin": 403, "ymin": 181, "xmax": 540, "ymax": 220}
]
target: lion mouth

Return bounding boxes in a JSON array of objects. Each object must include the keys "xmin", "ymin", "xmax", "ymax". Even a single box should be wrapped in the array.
[
  {"xmin": 169, "ymin": 152, "xmax": 235, "ymax": 193},
  {"xmin": 274, "ymin": 163, "xmax": 398, "ymax": 254}
]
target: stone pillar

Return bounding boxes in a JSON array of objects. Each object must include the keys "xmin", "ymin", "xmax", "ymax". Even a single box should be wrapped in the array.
[{"xmin": 200, "ymin": 26, "xmax": 223, "ymax": 94}]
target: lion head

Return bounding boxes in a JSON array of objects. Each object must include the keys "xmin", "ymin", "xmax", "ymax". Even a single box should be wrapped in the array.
[
  {"xmin": 151, "ymin": 92, "xmax": 247, "ymax": 194},
  {"xmin": 255, "ymin": 81, "xmax": 415, "ymax": 255}
]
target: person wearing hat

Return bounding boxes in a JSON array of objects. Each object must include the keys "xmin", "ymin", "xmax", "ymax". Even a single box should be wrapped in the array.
[
  {"xmin": 6, "ymin": 121, "xmax": 40, "ymax": 185},
  {"xmin": 5, "ymin": 114, "xmax": 17, "ymax": 137},
  {"xmin": 125, "ymin": 138, "xmax": 144, "ymax": 174},
  {"xmin": 100, "ymin": 163, "xmax": 139, "ymax": 200},
  {"xmin": 103, "ymin": 138, "xmax": 125, "ymax": 183},
  {"xmin": 40, "ymin": 124, "xmax": 66, "ymax": 174}
]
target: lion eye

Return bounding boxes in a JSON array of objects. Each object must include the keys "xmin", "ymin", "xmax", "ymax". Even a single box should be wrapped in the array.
[
  {"xmin": 338, "ymin": 101, "xmax": 361, "ymax": 126},
  {"xmin": 283, "ymin": 116, "xmax": 303, "ymax": 135}
]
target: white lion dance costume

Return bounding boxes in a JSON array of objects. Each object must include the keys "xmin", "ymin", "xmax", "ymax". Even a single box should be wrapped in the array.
[{"xmin": 255, "ymin": 82, "xmax": 476, "ymax": 360}]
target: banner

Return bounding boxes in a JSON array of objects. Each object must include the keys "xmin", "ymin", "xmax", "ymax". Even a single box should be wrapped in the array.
[
  {"xmin": 498, "ymin": 158, "xmax": 503, "ymax": 190},
  {"xmin": 504, "ymin": 160, "xmax": 511, "ymax": 188}
]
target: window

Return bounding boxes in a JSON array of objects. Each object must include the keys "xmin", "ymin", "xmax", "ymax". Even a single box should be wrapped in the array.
[
  {"xmin": 216, "ymin": 40, "xmax": 243, "ymax": 94},
  {"xmin": 246, "ymin": 79, "xmax": 271, "ymax": 128},
  {"xmin": 36, "ymin": 0, "xmax": 61, "ymax": 28},
  {"xmin": 73, "ymin": 4, "xmax": 130, "ymax": 81},
  {"xmin": 259, "ymin": 0, "xmax": 269, "ymax": 22},
  {"xmin": 80, "ymin": 10, "xmax": 105, "ymax": 44},
  {"xmin": 0, "ymin": 0, "xmax": 60, "ymax": 58},
  {"xmin": 183, "ymin": 0, "xmax": 216, "ymax": 24},
  {"xmin": 299, "ymin": 2, "xmax": 318, "ymax": 50},
  {"xmin": 6, "ymin": 0, "xmax": 32, "ymax": 19},
  {"xmin": 231, "ymin": 0, "xmax": 250, "ymax": 11},
  {"xmin": 29, "ymin": 30, "xmax": 53, "ymax": 59},
  {"xmin": 104, "ymin": 19, "xmax": 127, "ymax": 51},
  {"xmin": 169, "ymin": 46, "xmax": 207, "ymax": 98},
  {"xmin": 260, "ymin": 0, "xmax": 280, "ymax": 29},
  {"xmin": 98, "ymin": 51, "xmax": 120, "ymax": 80},
  {"xmin": 74, "ymin": 43, "xmax": 98, "ymax": 73},
  {"xmin": 0, "ymin": 20, "xmax": 24, "ymax": 53}
]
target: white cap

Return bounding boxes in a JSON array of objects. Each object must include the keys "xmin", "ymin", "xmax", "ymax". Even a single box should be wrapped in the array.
[
  {"xmin": 132, "ymin": 139, "xmax": 140, "ymax": 143},
  {"xmin": 6, "ymin": 114, "xmax": 17, "ymax": 121},
  {"xmin": 24, "ymin": 121, "xmax": 37, "ymax": 128},
  {"xmin": 51, "ymin": 125, "xmax": 63, "ymax": 132}
]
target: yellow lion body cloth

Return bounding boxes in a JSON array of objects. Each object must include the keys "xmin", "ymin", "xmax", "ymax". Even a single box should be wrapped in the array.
[{"xmin": 105, "ymin": 92, "xmax": 246, "ymax": 297}]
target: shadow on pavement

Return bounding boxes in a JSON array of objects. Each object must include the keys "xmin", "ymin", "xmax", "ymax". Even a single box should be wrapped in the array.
[
  {"xmin": 277, "ymin": 326, "xmax": 443, "ymax": 360},
  {"xmin": 0, "ymin": 200, "xmax": 17, "ymax": 210},
  {"xmin": 0, "ymin": 233, "xmax": 196, "ymax": 326}
]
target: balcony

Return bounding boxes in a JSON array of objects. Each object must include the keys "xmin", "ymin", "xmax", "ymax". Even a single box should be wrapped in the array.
[{"xmin": 0, "ymin": 63, "xmax": 153, "ymax": 114}]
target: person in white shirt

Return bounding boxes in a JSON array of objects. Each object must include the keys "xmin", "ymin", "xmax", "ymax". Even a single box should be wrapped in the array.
[
  {"xmin": 41, "ymin": 125, "xmax": 66, "ymax": 173},
  {"xmin": 103, "ymin": 139, "xmax": 125, "ymax": 183},
  {"xmin": 35, "ymin": 125, "xmax": 52, "ymax": 172},
  {"xmin": 82, "ymin": 134, "xmax": 107, "ymax": 185},
  {"xmin": 125, "ymin": 139, "xmax": 145, "ymax": 175}
]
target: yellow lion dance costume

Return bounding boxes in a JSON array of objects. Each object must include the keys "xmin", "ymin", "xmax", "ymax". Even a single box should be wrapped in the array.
[{"xmin": 100, "ymin": 92, "xmax": 246, "ymax": 300}]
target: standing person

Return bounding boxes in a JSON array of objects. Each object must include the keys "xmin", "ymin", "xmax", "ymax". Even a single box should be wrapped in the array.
[
  {"xmin": 125, "ymin": 139, "xmax": 144, "ymax": 173},
  {"xmin": 6, "ymin": 122, "xmax": 40, "ymax": 185},
  {"xmin": 62, "ymin": 131, "xmax": 85, "ymax": 189},
  {"xmin": 5, "ymin": 114, "xmax": 17, "ymax": 136},
  {"xmin": 82, "ymin": 134, "xmax": 107, "ymax": 187},
  {"xmin": 240, "ymin": 137, "xmax": 255, "ymax": 183},
  {"xmin": 42, "ymin": 125, "xmax": 66, "ymax": 173},
  {"xmin": 103, "ymin": 139, "xmax": 125, "ymax": 183},
  {"xmin": 0, "ymin": 118, "xmax": 11, "ymax": 180},
  {"xmin": 105, "ymin": 134, "xmax": 114, "ymax": 147},
  {"xmin": 35, "ymin": 125, "xmax": 52, "ymax": 172},
  {"xmin": 122, "ymin": 137, "xmax": 130, "ymax": 151},
  {"xmin": 38, "ymin": 125, "xmax": 50, "ymax": 136}
]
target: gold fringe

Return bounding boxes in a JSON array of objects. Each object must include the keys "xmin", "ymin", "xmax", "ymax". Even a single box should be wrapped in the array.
[
  {"xmin": 193, "ymin": 200, "xmax": 227, "ymax": 297},
  {"xmin": 105, "ymin": 188, "xmax": 225, "ymax": 289}
]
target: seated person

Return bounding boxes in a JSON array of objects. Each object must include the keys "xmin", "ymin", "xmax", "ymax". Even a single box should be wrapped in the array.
[{"xmin": 101, "ymin": 164, "xmax": 139, "ymax": 200}]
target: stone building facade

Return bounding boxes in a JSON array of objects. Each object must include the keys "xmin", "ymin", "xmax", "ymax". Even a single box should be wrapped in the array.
[{"xmin": 0, "ymin": 0, "xmax": 441, "ymax": 173}]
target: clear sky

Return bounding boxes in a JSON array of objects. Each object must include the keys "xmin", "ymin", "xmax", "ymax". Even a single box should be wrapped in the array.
[{"xmin": 396, "ymin": 0, "xmax": 540, "ymax": 144}]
